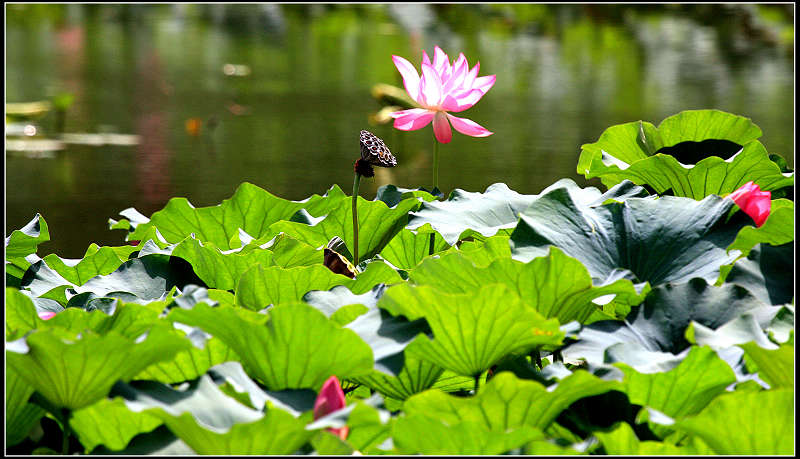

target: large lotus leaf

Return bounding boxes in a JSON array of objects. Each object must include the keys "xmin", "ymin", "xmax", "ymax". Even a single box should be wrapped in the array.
[
  {"xmin": 170, "ymin": 236, "xmax": 275, "ymax": 290},
  {"xmin": 404, "ymin": 371, "xmax": 621, "ymax": 433},
  {"xmin": 207, "ymin": 361, "xmax": 318, "ymax": 416},
  {"xmin": 5, "ymin": 326, "xmax": 190, "ymax": 410},
  {"xmin": 113, "ymin": 182, "xmax": 348, "ymax": 249},
  {"xmin": 40, "ymin": 247, "xmax": 129, "ymax": 287},
  {"xmin": 302, "ymin": 284, "xmax": 387, "ymax": 318},
  {"xmin": 20, "ymin": 254, "xmax": 203, "ymax": 306},
  {"xmin": 338, "ymin": 402, "xmax": 393, "ymax": 454},
  {"xmin": 739, "ymin": 342, "xmax": 793, "ymax": 389},
  {"xmin": 133, "ymin": 324, "xmax": 238, "ymax": 385},
  {"xmin": 374, "ymin": 184, "xmax": 438, "ymax": 207},
  {"xmin": 6, "ymin": 365, "xmax": 46, "ymax": 446},
  {"xmin": 235, "ymin": 262, "xmax": 402, "ymax": 310},
  {"xmin": 267, "ymin": 233, "xmax": 323, "ymax": 268},
  {"xmin": 269, "ymin": 194, "xmax": 421, "ymax": 263},
  {"xmin": 343, "ymin": 307, "xmax": 432, "ymax": 376},
  {"xmin": 69, "ymin": 397, "xmax": 163, "ymax": 452},
  {"xmin": 672, "ymin": 388, "xmax": 793, "ymax": 454},
  {"xmin": 351, "ymin": 356, "xmax": 444, "ymax": 400},
  {"xmin": 451, "ymin": 234, "xmax": 513, "ymax": 266},
  {"xmin": 510, "ymin": 187, "xmax": 747, "ymax": 285},
  {"xmin": 302, "ymin": 284, "xmax": 433, "ymax": 377},
  {"xmin": 392, "ymin": 414, "xmax": 543, "ymax": 455},
  {"xmin": 409, "ymin": 246, "xmax": 649, "ymax": 324},
  {"xmin": 595, "ymin": 422, "xmax": 711, "ymax": 455},
  {"xmin": 167, "ymin": 302, "xmax": 374, "ymax": 390},
  {"xmin": 721, "ymin": 243, "xmax": 794, "ymax": 306},
  {"xmin": 405, "ymin": 180, "xmax": 645, "ymax": 246},
  {"xmin": 562, "ymin": 278, "xmax": 768, "ymax": 367},
  {"xmin": 577, "ymin": 109, "xmax": 792, "ymax": 195},
  {"xmin": 6, "ymin": 213, "xmax": 51, "ymax": 259},
  {"xmin": 616, "ymin": 345, "xmax": 736, "ymax": 423},
  {"xmin": 379, "ymin": 228, "xmax": 450, "ymax": 270},
  {"xmin": 379, "ymin": 284, "xmax": 563, "ymax": 377},
  {"xmin": 115, "ymin": 376, "xmax": 313, "ymax": 455},
  {"xmin": 6, "ymin": 214, "xmax": 50, "ymax": 282},
  {"xmin": 685, "ymin": 305, "xmax": 784, "ymax": 352},
  {"xmin": 726, "ymin": 199, "xmax": 794, "ymax": 256},
  {"xmin": 6, "ymin": 288, "xmax": 44, "ymax": 340}
]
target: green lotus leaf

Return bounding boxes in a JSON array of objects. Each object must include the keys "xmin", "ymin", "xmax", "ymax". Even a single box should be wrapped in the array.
[
  {"xmin": 406, "ymin": 180, "xmax": 648, "ymax": 246},
  {"xmin": 115, "ymin": 376, "xmax": 313, "ymax": 455},
  {"xmin": 267, "ymin": 233, "xmax": 323, "ymax": 267},
  {"xmin": 6, "ymin": 288, "xmax": 43, "ymax": 340},
  {"xmin": 721, "ymin": 242, "xmax": 794, "ymax": 306},
  {"xmin": 235, "ymin": 262, "xmax": 401, "ymax": 310},
  {"xmin": 112, "ymin": 182, "xmax": 347, "ymax": 249},
  {"xmin": 351, "ymin": 355, "xmax": 444, "ymax": 401},
  {"xmin": 6, "ymin": 365, "xmax": 46, "ymax": 446},
  {"xmin": 577, "ymin": 109, "xmax": 792, "ymax": 196},
  {"xmin": 343, "ymin": 307, "xmax": 431, "ymax": 377},
  {"xmin": 595, "ymin": 422, "xmax": 711, "ymax": 455},
  {"xmin": 403, "ymin": 371, "xmax": 621, "ymax": 432},
  {"xmin": 167, "ymin": 302, "xmax": 374, "ymax": 390},
  {"xmin": 375, "ymin": 184, "xmax": 438, "ymax": 207},
  {"xmin": 409, "ymin": 246, "xmax": 649, "ymax": 324},
  {"xmin": 170, "ymin": 237, "xmax": 275, "ymax": 290},
  {"xmin": 672, "ymin": 388, "xmax": 793, "ymax": 454},
  {"xmin": 6, "ymin": 214, "xmax": 50, "ymax": 282},
  {"xmin": 21, "ymin": 254, "xmax": 203, "ymax": 307},
  {"xmin": 134, "ymin": 325, "xmax": 239, "ymax": 385},
  {"xmin": 617, "ymin": 345, "xmax": 736, "ymax": 428},
  {"xmin": 685, "ymin": 308, "xmax": 781, "ymax": 352},
  {"xmin": 6, "ymin": 326, "xmax": 190, "ymax": 410},
  {"xmin": 69, "ymin": 397, "xmax": 162, "ymax": 452},
  {"xmin": 739, "ymin": 341, "xmax": 793, "ymax": 389},
  {"xmin": 392, "ymin": 414, "xmax": 543, "ymax": 455},
  {"xmin": 379, "ymin": 228, "xmax": 450, "ymax": 270},
  {"xmin": 379, "ymin": 284, "xmax": 564, "ymax": 377},
  {"xmin": 563, "ymin": 278, "xmax": 769, "ymax": 370},
  {"xmin": 302, "ymin": 284, "xmax": 386, "ymax": 319},
  {"xmin": 726, "ymin": 199, "xmax": 794, "ymax": 255},
  {"xmin": 452, "ymin": 234, "xmax": 513, "ymax": 266},
  {"xmin": 40, "ymin": 246, "xmax": 129, "ymax": 287},
  {"xmin": 510, "ymin": 187, "xmax": 747, "ymax": 285},
  {"xmin": 269, "ymin": 194, "xmax": 421, "ymax": 263},
  {"xmin": 338, "ymin": 402, "xmax": 393, "ymax": 454}
]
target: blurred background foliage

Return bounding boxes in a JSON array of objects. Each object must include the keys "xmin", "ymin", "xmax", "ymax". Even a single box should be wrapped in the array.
[{"xmin": 6, "ymin": 3, "xmax": 794, "ymax": 258}]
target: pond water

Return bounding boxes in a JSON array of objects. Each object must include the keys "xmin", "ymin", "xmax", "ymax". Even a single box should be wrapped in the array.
[{"xmin": 6, "ymin": 4, "xmax": 794, "ymax": 258}]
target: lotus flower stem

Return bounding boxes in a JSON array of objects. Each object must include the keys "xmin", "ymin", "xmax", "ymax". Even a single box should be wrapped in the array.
[
  {"xmin": 352, "ymin": 172, "xmax": 361, "ymax": 267},
  {"xmin": 530, "ymin": 350, "xmax": 542, "ymax": 369},
  {"xmin": 428, "ymin": 139, "xmax": 440, "ymax": 256},
  {"xmin": 432, "ymin": 138, "xmax": 440, "ymax": 192},
  {"xmin": 473, "ymin": 373, "xmax": 481, "ymax": 394}
]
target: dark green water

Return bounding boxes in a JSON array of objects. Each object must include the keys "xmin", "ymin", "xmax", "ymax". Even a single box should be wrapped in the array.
[{"xmin": 6, "ymin": 4, "xmax": 794, "ymax": 258}]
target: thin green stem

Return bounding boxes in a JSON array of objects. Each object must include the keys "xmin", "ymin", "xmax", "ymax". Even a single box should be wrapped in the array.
[
  {"xmin": 352, "ymin": 173, "xmax": 362, "ymax": 266},
  {"xmin": 473, "ymin": 373, "xmax": 481, "ymax": 394},
  {"xmin": 432, "ymin": 138, "xmax": 440, "ymax": 191},
  {"xmin": 429, "ymin": 138, "xmax": 440, "ymax": 256},
  {"xmin": 60, "ymin": 409, "xmax": 71, "ymax": 454}
]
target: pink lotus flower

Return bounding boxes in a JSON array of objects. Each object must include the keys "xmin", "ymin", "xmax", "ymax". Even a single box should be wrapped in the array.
[
  {"xmin": 728, "ymin": 181, "xmax": 771, "ymax": 227},
  {"xmin": 390, "ymin": 46, "xmax": 495, "ymax": 143},
  {"xmin": 313, "ymin": 375, "xmax": 349, "ymax": 440}
]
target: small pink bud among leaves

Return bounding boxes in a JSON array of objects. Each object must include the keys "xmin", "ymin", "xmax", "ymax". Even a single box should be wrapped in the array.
[
  {"xmin": 37, "ymin": 311, "xmax": 57, "ymax": 320},
  {"xmin": 313, "ymin": 375, "xmax": 349, "ymax": 440},
  {"xmin": 728, "ymin": 181, "xmax": 771, "ymax": 227}
]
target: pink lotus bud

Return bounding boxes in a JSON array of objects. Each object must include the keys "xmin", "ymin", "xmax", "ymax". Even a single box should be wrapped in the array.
[
  {"xmin": 37, "ymin": 311, "xmax": 57, "ymax": 320},
  {"xmin": 728, "ymin": 181, "xmax": 771, "ymax": 227},
  {"xmin": 313, "ymin": 375, "xmax": 349, "ymax": 440}
]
